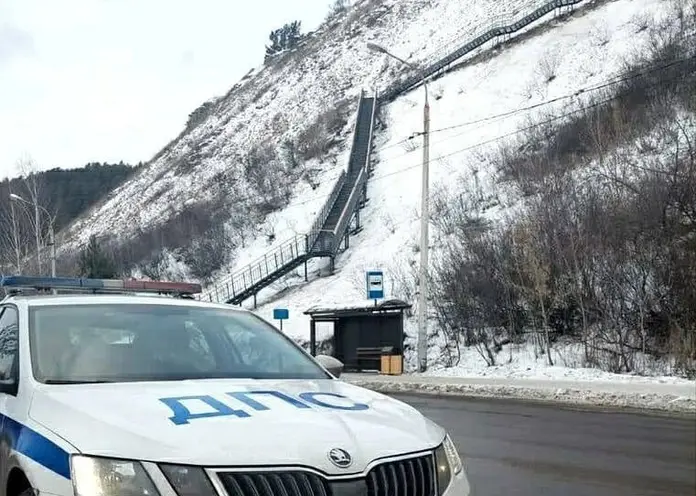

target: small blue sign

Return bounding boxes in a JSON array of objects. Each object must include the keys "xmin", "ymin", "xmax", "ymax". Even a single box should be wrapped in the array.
[
  {"xmin": 366, "ymin": 270, "xmax": 384, "ymax": 300},
  {"xmin": 273, "ymin": 308, "xmax": 289, "ymax": 320}
]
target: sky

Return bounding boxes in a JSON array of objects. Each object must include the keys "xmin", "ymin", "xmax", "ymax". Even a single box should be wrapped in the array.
[{"xmin": 0, "ymin": 0, "xmax": 330, "ymax": 179}]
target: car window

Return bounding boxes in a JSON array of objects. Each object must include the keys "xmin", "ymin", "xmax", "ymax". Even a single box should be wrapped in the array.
[
  {"xmin": 225, "ymin": 326, "xmax": 289, "ymax": 374},
  {"xmin": 28, "ymin": 303, "xmax": 328, "ymax": 383},
  {"xmin": 0, "ymin": 307, "xmax": 19, "ymax": 381}
]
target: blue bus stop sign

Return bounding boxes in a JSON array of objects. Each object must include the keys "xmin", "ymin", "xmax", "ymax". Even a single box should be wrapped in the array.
[{"xmin": 366, "ymin": 270, "xmax": 384, "ymax": 300}]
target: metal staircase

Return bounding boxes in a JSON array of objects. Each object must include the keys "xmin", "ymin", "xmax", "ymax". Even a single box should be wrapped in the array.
[
  {"xmin": 312, "ymin": 95, "xmax": 376, "ymax": 257},
  {"xmin": 201, "ymin": 92, "xmax": 377, "ymax": 306},
  {"xmin": 380, "ymin": 0, "xmax": 585, "ymax": 102},
  {"xmin": 202, "ymin": 0, "xmax": 589, "ymax": 307}
]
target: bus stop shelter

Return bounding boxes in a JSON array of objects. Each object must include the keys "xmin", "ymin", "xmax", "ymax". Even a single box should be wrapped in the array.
[{"xmin": 304, "ymin": 299, "xmax": 411, "ymax": 372}]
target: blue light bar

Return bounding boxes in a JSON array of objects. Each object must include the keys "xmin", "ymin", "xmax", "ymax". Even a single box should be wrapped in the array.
[
  {"xmin": 1, "ymin": 276, "xmax": 84, "ymax": 289},
  {"xmin": 0, "ymin": 276, "xmax": 201, "ymax": 295}
]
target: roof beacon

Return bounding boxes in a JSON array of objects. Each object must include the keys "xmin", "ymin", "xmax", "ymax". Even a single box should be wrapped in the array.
[{"xmin": 0, "ymin": 276, "xmax": 202, "ymax": 296}]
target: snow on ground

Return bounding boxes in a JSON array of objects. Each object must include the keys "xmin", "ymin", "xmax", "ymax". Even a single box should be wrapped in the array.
[
  {"xmin": 343, "ymin": 373, "xmax": 696, "ymax": 414},
  {"xmin": 351, "ymin": 340, "xmax": 696, "ymax": 413},
  {"xmin": 341, "ymin": 343, "xmax": 696, "ymax": 414},
  {"xmin": 419, "ymin": 340, "xmax": 696, "ymax": 386}
]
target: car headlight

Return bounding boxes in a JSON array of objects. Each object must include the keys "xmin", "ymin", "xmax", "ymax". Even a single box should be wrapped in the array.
[
  {"xmin": 160, "ymin": 464, "xmax": 217, "ymax": 496},
  {"xmin": 71, "ymin": 455, "xmax": 160, "ymax": 496},
  {"xmin": 434, "ymin": 434, "xmax": 463, "ymax": 495}
]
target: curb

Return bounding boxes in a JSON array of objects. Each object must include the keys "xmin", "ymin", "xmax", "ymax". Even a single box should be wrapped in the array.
[{"xmin": 346, "ymin": 380, "xmax": 696, "ymax": 416}]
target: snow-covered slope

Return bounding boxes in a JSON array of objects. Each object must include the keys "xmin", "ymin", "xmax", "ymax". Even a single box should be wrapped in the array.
[
  {"xmin": 232, "ymin": 0, "xmax": 682, "ymax": 363},
  {"xmin": 61, "ymin": 0, "xmax": 549, "ymax": 253}
]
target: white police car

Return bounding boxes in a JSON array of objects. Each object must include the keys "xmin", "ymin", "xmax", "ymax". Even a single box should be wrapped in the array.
[{"xmin": 0, "ymin": 276, "xmax": 470, "ymax": 496}]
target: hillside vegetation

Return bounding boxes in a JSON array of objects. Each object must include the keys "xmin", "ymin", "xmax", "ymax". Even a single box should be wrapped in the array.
[
  {"xmin": 0, "ymin": 162, "xmax": 140, "ymax": 274},
  {"xmin": 431, "ymin": 3, "xmax": 696, "ymax": 377}
]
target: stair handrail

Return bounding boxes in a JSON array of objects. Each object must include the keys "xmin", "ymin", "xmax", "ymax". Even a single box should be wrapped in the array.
[
  {"xmin": 380, "ymin": 0, "xmax": 584, "ymax": 102},
  {"xmin": 346, "ymin": 90, "xmax": 367, "ymax": 175},
  {"xmin": 330, "ymin": 95, "xmax": 377, "ymax": 251},
  {"xmin": 307, "ymin": 169, "xmax": 347, "ymax": 251},
  {"xmin": 306, "ymin": 89, "xmax": 367, "ymax": 252},
  {"xmin": 331, "ymin": 168, "xmax": 368, "ymax": 254},
  {"xmin": 202, "ymin": 234, "xmax": 307, "ymax": 302},
  {"xmin": 307, "ymin": 89, "xmax": 370, "ymax": 253}
]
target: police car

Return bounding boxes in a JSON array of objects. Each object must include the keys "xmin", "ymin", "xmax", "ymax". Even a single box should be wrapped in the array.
[{"xmin": 0, "ymin": 275, "xmax": 470, "ymax": 496}]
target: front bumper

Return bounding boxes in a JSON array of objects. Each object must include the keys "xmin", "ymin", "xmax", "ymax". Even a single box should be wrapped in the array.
[{"xmin": 444, "ymin": 469, "xmax": 471, "ymax": 495}]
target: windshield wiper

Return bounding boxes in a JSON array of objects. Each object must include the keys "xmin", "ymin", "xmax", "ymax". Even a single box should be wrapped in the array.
[{"xmin": 43, "ymin": 379, "xmax": 114, "ymax": 384}]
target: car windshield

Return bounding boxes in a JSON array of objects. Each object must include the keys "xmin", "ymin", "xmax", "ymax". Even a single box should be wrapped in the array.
[{"xmin": 28, "ymin": 303, "xmax": 329, "ymax": 383}]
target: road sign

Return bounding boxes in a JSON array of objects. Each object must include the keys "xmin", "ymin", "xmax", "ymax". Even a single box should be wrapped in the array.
[
  {"xmin": 273, "ymin": 308, "xmax": 289, "ymax": 320},
  {"xmin": 273, "ymin": 308, "xmax": 289, "ymax": 330},
  {"xmin": 366, "ymin": 270, "xmax": 384, "ymax": 300}
]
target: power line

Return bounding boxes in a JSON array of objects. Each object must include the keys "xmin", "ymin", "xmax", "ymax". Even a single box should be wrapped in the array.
[
  {"xmin": 376, "ymin": 54, "xmax": 696, "ymax": 156},
  {"xmin": 367, "ymin": 60, "xmax": 695, "ymax": 185}
]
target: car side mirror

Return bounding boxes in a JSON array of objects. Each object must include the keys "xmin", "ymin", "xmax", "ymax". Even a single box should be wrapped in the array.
[
  {"xmin": 0, "ymin": 378, "xmax": 18, "ymax": 396},
  {"xmin": 315, "ymin": 355, "xmax": 344, "ymax": 378}
]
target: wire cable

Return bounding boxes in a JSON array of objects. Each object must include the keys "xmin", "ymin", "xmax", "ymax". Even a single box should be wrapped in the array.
[{"xmin": 376, "ymin": 53, "xmax": 696, "ymax": 155}]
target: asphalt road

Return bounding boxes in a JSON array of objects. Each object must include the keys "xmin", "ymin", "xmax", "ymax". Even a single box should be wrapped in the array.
[{"xmin": 392, "ymin": 394, "xmax": 696, "ymax": 496}]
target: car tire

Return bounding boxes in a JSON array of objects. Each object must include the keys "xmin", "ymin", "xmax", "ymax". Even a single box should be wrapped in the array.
[{"xmin": 18, "ymin": 489, "xmax": 35, "ymax": 496}]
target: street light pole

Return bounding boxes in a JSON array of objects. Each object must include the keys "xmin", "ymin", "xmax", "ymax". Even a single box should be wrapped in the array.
[
  {"xmin": 8, "ymin": 187, "xmax": 22, "ymax": 273},
  {"xmin": 49, "ymin": 221, "xmax": 56, "ymax": 278},
  {"xmin": 34, "ymin": 198, "xmax": 42, "ymax": 274},
  {"xmin": 367, "ymin": 42, "xmax": 431, "ymax": 371}
]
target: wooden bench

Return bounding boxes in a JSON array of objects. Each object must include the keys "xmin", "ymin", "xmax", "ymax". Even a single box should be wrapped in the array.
[
  {"xmin": 356, "ymin": 347, "xmax": 384, "ymax": 359},
  {"xmin": 354, "ymin": 347, "xmax": 388, "ymax": 372}
]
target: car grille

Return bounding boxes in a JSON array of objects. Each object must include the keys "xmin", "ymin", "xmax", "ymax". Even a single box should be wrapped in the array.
[
  {"xmin": 366, "ymin": 454, "xmax": 436, "ymax": 496},
  {"xmin": 218, "ymin": 453, "xmax": 436, "ymax": 496},
  {"xmin": 219, "ymin": 471, "xmax": 331, "ymax": 496}
]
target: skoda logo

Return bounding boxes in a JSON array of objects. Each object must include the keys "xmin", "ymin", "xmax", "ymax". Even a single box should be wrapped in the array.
[{"xmin": 328, "ymin": 448, "xmax": 353, "ymax": 468}]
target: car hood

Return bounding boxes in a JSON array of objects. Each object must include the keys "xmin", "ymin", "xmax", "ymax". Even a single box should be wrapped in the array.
[{"xmin": 29, "ymin": 378, "xmax": 444, "ymax": 473}]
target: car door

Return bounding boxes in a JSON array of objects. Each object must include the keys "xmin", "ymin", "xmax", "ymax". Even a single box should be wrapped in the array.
[{"xmin": 0, "ymin": 305, "xmax": 20, "ymax": 496}]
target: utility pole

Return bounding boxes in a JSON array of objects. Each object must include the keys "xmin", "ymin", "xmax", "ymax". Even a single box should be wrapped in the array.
[
  {"xmin": 417, "ymin": 85, "xmax": 430, "ymax": 372},
  {"xmin": 366, "ymin": 42, "xmax": 431, "ymax": 371}
]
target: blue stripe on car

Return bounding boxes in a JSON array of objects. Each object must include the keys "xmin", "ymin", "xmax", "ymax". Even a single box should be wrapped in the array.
[{"xmin": 1, "ymin": 414, "xmax": 71, "ymax": 479}]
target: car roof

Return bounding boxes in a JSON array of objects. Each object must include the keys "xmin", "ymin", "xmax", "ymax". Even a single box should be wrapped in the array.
[{"xmin": 3, "ymin": 293, "xmax": 245, "ymax": 311}]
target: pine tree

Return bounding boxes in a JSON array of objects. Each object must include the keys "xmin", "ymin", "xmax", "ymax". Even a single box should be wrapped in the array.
[
  {"xmin": 265, "ymin": 21, "xmax": 303, "ymax": 59},
  {"xmin": 329, "ymin": 0, "xmax": 349, "ymax": 18},
  {"xmin": 79, "ymin": 235, "xmax": 118, "ymax": 279}
]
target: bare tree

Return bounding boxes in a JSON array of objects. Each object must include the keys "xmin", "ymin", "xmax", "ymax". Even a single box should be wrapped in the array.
[
  {"xmin": 15, "ymin": 156, "xmax": 48, "ymax": 274},
  {"xmin": 510, "ymin": 222, "xmax": 553, "ymax": 365}
]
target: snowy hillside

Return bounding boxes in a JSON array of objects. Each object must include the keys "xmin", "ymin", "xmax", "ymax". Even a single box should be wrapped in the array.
[
  {"xmin": 244, "ymin": 0, "xmax": 665, "ymax": 327},
  {"xmin": 230, "ymin": 0, "xmax": 694, "ymax": 379},
  {"xmin": 60, "ymin": 0, "xmax": 546, "ymax": 254}
]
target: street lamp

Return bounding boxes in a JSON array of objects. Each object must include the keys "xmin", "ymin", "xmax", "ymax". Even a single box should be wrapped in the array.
[
  {"xmin": 8, "ymin": 189, "xmax": 22, "ymax": 273},
  {"xmin": 367, "ymin": 42, "xmax": 431, "ymax": 372},
  {"xmin": 10, "ymin": 193, "xmax": 56, "ymax": 278}
]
